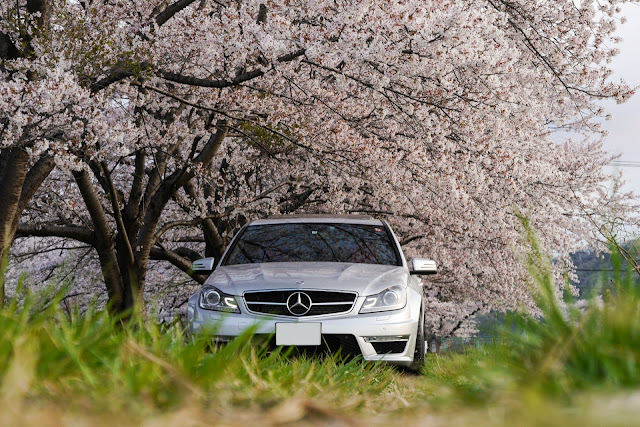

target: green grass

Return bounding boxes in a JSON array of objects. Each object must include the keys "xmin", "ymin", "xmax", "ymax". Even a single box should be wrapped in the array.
[
  {"xmin": 0, "ymin": 281, "xmax": 402, "ymax": 425},
  {"xmin": 498, "ymin": 224, "xmax": 640, "ymax": 396},
  {"xmin": 410, "ymin": 224, "xmax": 640, "ymax": 425},
  {"xmin": 3, "ymin": 225, "xmax": 640, "ymax": 425}
]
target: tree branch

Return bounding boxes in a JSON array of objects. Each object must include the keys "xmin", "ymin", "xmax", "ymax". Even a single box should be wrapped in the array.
[
  {"xmin": 17, "ymin": 154, "xmax": 55, "ymax": 214},
  {"xmin": 155, "ymin": 0, "xmax": 199, "ymax": 27},
  {"xmin": 182, "ymin": 181, "xmax": 226, "ymax": 259},
  {"xmin": 172, "ymin": 246, "xmax": 202, "ymax": 261},
  {"xmin": 124, "ymin": 150, "xmax": 146, "ymax": 229},
  {"xmin": 140, "ymin": 142, "xmax": 181, "ymax": 216},
  {"xmin": 446, "ymin": 305, "xmax": 486, "ymax": 337},
  {"xmin": 280, "ymin": 186, "xmax": 314, "ymax": 214},
  {"xmin": 149, "ymin": 246, "xmax": 207, "ymax": 284},
  {"xmin": 73, "ymin": 169, "xmax": 125, "ymax": 311},
  {"xmin": 130, "ymin": 81, "xmax": 227, "ymax": 114},
  {"xmin": 156, "ymin": 48, "xmax": 305, "ymax": 88},
  {"xmin": 16, "ymin": 224, "xmax": 94, "ymax": 244},
  {"xmin": 184, "ymin": 120, "xmax": 229, "ymax": 180},
  {"xmin": 153, "ymin": 213, "xmax": 227, "ymax": 245},
  {"xmin": 0, "ymin": 32, "xmax": 20, "ymax": 60},
  {"xmin": 100, "ymin": 161, "xmax": 135, "ymax": 265},
  {"xmin": 134, "ymin": 121, "xmax": 228, "ymax": 273},
  {"xmin": 89, "ymin": 0, "xmax": 200, "ymax": 93},
  {"xmin": 27, "ymin": 0, "xmax": 51, "ymax": 33},
  {"xmin": 156, "ymin": 68, "xmax": 264, "ymax": 88},
  {"xmin": 400, "ymin": 235, "xmax": 425, "ymax": 246},
  {"xmin": 90, "ymin": 62, "xmax": 150, "ymax": 93}
]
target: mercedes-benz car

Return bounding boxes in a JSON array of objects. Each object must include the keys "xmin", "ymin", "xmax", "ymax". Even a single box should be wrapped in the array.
[{"xmin": 187, "ymin": 214, "xmax": 437, "ymax": 369}]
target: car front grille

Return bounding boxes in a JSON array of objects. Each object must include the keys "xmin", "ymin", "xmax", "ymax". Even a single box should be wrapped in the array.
[
  {"xmin": 244, "ymin": 290, "xmax": 357, "ymax": 317},
  {"xmin": 262, "ymin": 334, "xmax": 361, "ymax": 358}
]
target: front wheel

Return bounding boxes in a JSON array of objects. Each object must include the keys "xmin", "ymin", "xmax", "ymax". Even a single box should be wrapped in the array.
[{"xmin": 408, "ymin": 300, "xmax": 426, "ymax": 372}]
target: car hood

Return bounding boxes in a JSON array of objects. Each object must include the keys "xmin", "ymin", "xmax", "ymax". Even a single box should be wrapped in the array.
[{"xmin": 204, "ymin": 262, "xmax": 409, "ymax": 296}]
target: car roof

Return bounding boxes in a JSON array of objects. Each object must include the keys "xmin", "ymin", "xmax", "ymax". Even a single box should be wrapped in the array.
[{"xmin": 249, "ymin": 214, "xmax": 384, "ymax": 226}]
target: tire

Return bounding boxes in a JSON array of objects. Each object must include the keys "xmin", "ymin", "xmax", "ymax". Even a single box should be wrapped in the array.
[{"xmin": 409, "ymin": 299, "xmax": 426, "ymax": 372}]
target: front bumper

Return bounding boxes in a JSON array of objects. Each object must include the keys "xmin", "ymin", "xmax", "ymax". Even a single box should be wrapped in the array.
[{"xmin": 189, "ymin": 290, "xmax": 422, "ymax": 366}]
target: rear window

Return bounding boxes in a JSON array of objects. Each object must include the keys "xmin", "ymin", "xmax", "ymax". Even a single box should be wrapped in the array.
[{"xmin": 223, "ymin": 223, "xmax": 401, "ymax": 266}]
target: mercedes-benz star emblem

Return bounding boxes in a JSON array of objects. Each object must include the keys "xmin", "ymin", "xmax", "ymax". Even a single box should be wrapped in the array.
[{"xmin": 286, "ymin": 291, "xmax": 312, "ymax": 316}]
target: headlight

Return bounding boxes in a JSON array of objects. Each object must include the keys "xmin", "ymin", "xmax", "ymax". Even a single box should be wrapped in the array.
[
  {"xmin": 199, "ymin": 288, "xmax": 240, "ymax": 313},
  {"xmin": 360, "ymin": 285, "xmax": 407, "ymax": 313}
]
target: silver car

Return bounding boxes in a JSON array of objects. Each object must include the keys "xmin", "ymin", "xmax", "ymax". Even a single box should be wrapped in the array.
[{"xmin": 187, "ymin": 215, "xmax": 437, "ymax": 369}]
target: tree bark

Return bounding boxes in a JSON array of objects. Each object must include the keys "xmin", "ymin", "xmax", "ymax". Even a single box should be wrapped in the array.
[
  {"xmin": 16, "ymin": 224, "xmax": 94, "ymax": 243},
  {"xmin": 73, "ymin": 169, "xmax": 125, "ymax": 313},
  {"xmin": 27, "ymin": 0, "xmax": 51, "ymax": 32},
  {"xmin": 0, "ymin": 148, "xmax": 30, "ymax": 305},
  {"xmin": 0, "ymin": 32, "xmax": 20, "ymax": 61},
  {"xmin": 183, "ymin": 181, "xmax": 226, "ymax": 260},
  {"xmin": 155, "ymin": 0, "xmax": 199, "ymax": 27}
]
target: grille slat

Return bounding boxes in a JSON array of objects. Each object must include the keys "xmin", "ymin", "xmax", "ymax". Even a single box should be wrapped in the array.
[{"xmin": 244, "ymin": 290, "xmax": 357, "ymax": 317}]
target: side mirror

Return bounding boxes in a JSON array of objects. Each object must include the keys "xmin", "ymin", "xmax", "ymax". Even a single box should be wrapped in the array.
[
  {"xmin": 192, "ymin": 257, "xmax": 215, "ymax": 273},
  {"xmin": 410, "ymin": 258, "xmax": 437, "ymax": 275}
]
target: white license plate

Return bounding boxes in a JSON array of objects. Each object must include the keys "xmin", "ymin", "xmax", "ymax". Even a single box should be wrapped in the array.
[{"xmin": 276, "ymin": 322, "xmax": 322, "ymax": 346}]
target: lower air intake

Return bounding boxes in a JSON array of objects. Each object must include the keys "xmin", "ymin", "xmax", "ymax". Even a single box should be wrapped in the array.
[{"xmin": 371, "ymin": 341, "xmax": 408, "ymax": 354}]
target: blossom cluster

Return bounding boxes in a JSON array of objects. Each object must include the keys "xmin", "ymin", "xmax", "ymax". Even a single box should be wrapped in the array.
[{"xmin": 3, "ymin": 0, "xmax": 638, "ymax": 334}]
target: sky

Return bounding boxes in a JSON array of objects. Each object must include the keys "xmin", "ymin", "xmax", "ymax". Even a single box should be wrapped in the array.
[{"xmin": 601, "ymin": 3, "xmax": 640, "ymax": 195}]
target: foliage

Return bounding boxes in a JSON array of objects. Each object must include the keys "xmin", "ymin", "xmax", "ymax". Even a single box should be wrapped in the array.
[
  {"xmin": 503, "ymin": 231, "xmax": 640, "ymax": 394},
  {"xmin": 421, "ymin": 225, "xmax": 640, "ymax": 403},
  {"xmin": 569, "ymin": 241, "xmax": 640, "ymax": 297},
  {"xmin": 0, "ymin": 283, "xmax": 398, "ymax": 424},
  {"xmin": 570, "ymin": 248, "xmax": 618, "ymax": 296}
]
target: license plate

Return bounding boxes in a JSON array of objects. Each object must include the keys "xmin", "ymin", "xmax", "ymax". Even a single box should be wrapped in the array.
[{"xmin": 275, "ymin": 322, "xmax": 322, "ymax": 346}]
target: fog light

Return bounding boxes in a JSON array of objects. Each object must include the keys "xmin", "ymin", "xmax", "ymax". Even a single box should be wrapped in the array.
[{"xmin": 363, "ymin": 335, "xmax": 410, "ymax": 343}]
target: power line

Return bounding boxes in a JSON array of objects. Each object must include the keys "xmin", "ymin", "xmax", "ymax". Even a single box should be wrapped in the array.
[{"xmin": 609, "ymin": 161, "xmax": 640, "ymax": 168}]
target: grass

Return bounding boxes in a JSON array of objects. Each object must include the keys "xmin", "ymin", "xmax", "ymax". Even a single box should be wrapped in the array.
[
  {"xmin": 0, "ymin": 280, "xmax": 404, "ymax": 425},
  {"xmin": 408, "ymin": 224, "xmax": 640, "ymax": 425},
  {"xmin": 494, "ymin": 225, "xmax": 640, "ymax": 396},
  {"xmin": 2, "ymin": 225, "xmax": 640, "ymax": 425}
]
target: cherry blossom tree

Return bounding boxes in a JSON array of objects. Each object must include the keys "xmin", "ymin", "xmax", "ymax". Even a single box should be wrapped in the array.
[
  {"xmin": 0, "ymin": 0, "xmax": 121, "ymax": 304},
  {"xmin": 5, "ymin": 0, "xmax": 639, "ymax": 335}
]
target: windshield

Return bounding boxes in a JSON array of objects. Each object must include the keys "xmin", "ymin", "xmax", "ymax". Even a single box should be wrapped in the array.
[{"xmin": 223, "ymin": 223, "xmax": 401, "ymax": 266}]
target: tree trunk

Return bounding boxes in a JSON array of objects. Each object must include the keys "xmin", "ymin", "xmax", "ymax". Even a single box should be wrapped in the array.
[
  {"xmin": 73, "ymin": 169, "xmax": 125, "ymax": 314},
  {"xmin": 115, "ymin": 242, "xmax": 145, "ymax": 314},
  {"xmin": 0, "ymin": 148, "xmax": 30, "ymax": 305},
  {"xmin": 27, "ymin": 0, "xmax": 51, "ymax": 32}
]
